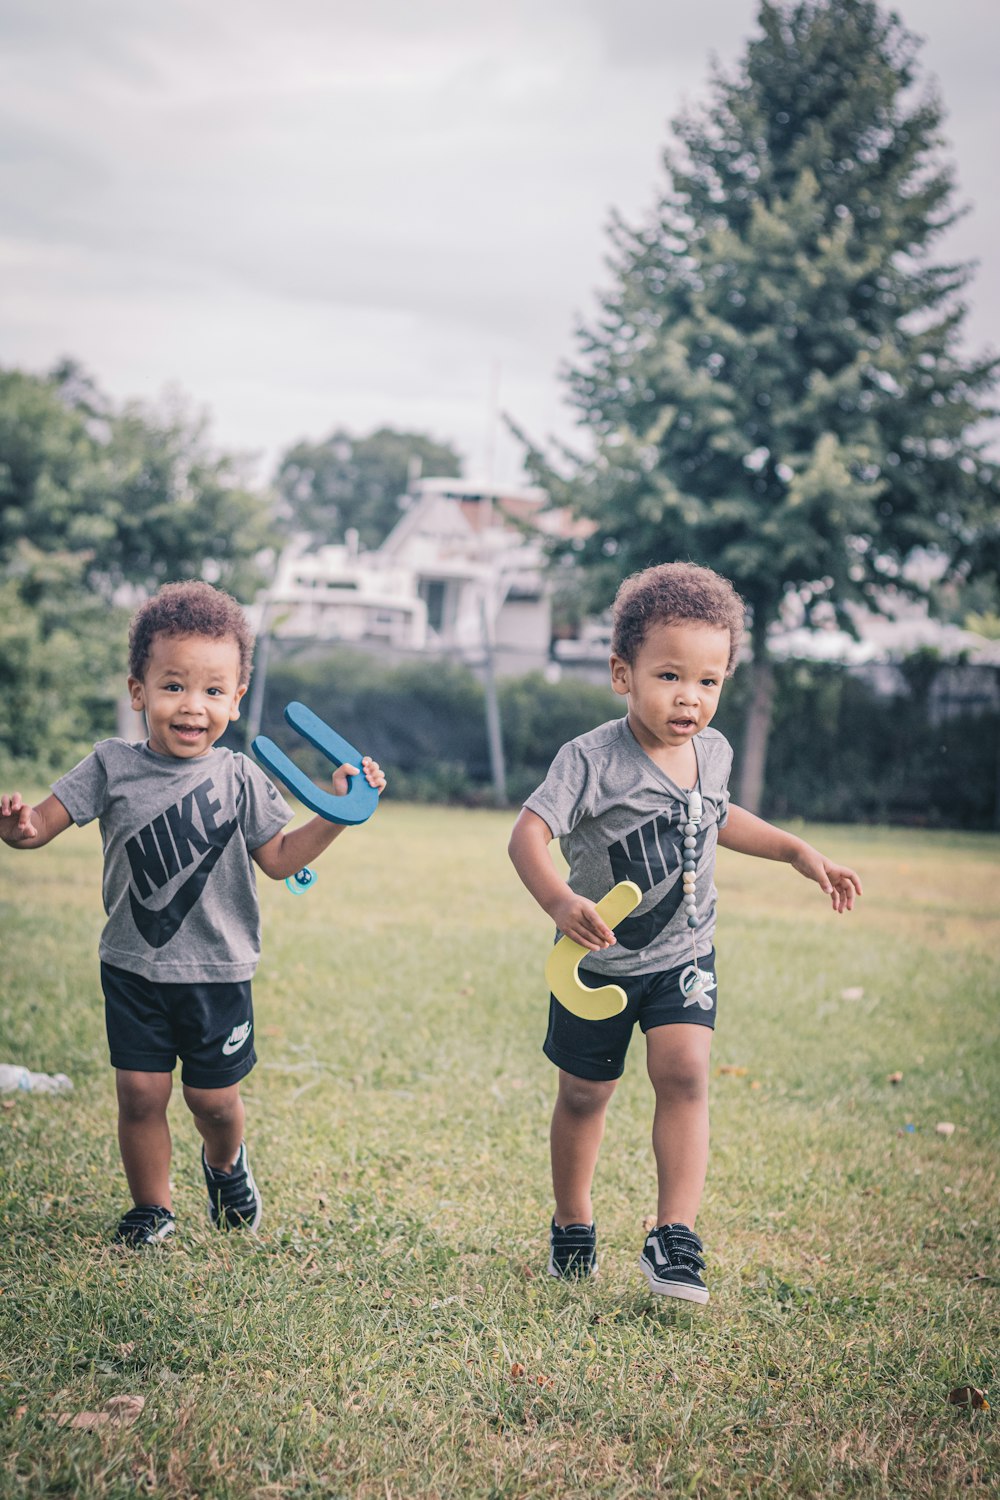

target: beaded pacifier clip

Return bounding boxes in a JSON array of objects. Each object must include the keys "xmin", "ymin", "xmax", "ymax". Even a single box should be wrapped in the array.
[{"xmin": 680, "ymin": 789, "xmax": 713, "ymax": 1002}]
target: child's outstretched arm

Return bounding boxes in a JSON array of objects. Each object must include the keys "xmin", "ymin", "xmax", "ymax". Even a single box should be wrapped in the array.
[
  {"xmin": 508, "ymin": 807, "xmax": 616, "ymax": 950},
  {"xmin": 0, "ymin": 792, "xmax": 72, "ymax": 850},
  {"xmin": 252, "ymin": 756, "xmax": 386, "ymax": 880},
  {"xmin": 718, "ymin": 804, "xmax": 862, "ymax": 913}
]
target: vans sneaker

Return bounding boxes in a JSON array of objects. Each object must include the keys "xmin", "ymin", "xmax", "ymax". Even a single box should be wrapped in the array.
[
  {"xmin": 639, "ymin": 1222, "xmax": 709, "ymax": 1303},
  {"xmin": 548, "ymin": 1218, "xmax": 598, "ymax": 1279},
  {"xmin": 113, "ymin": 1204, "xmax": 176, "ymax": 1246},
  {"xmin": 202, "ymin": 1142, "xmax": 262, "ymax": 1231}
]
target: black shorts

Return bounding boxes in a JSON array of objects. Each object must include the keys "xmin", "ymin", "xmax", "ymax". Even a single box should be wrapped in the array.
[
  {"xmin": 543, "ymin": 949, "xmax": 718, "ymax": 1082},
  {"xmin": 101, "ymin": 962, "xmax": 257, "ymax": 1090}
]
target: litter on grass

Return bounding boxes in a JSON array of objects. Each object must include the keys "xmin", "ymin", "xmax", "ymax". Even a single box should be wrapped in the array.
[
  {"xmin": 948, "ymin": 1386, "xmax": 989, "ymax": 1411},
  {"xmin": 0, "ymin": 1064, "xmax": 72, "ymax": 1094}
]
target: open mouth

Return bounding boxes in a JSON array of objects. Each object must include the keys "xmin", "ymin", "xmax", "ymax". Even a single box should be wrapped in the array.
[
  {"xmin": 670, "ymin": 718, "xmax": 697, "ymax": 733},
  {"xmin": 171, "ymin": 724, "xmax": 206, "ymax": 740}
]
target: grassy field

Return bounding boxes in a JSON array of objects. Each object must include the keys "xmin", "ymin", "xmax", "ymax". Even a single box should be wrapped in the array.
[{"xmin": 0, "ymin": 802, "xmax": 997, "ymax": 1498}]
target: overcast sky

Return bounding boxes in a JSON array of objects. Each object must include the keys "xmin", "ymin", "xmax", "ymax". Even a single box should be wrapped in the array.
[{"xmin": 2, "ymin": 0, "xmax": 997, "ymax": 485}]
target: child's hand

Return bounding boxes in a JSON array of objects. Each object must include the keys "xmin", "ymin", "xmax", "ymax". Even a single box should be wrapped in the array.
[
  {"xmin": 791, "ymin": 845, "xmax": 862, "ymax": 913},
  {"xmin": 0, "ymin": 793, "xmax": 38, "ymax": 846},
  {"xmin": 330, "ymin": 756, "xmax": 386, "ymax": 798},
  {"xmin": 549, "ymin": 892, "xmax": 617, "ymax": 950}
]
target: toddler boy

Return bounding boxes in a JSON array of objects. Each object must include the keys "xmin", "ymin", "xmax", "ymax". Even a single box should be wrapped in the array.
[
  {"xmin": 1, "ymin": 580, "xmax": 385, "ymax": 1245},
  {"xmin": 509, "ymin": 562, "xmax": 860, "ymax": 1302}
]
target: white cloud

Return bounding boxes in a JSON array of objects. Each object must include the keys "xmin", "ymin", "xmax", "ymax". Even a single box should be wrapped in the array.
[{"xmin": 1, "ymin": 0, "xmax": 996, "ymax": 482}]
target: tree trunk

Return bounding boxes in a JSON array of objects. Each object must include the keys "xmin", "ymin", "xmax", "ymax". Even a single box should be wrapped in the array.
[{"xmin": 737, "ymin": 654, "xmax": 775, "ymax": 814}]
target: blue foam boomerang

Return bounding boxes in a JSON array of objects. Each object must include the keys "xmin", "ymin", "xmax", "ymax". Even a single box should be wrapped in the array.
[{"xmin": 252, "ymin": 701, "xmax": 379, "ymax": 827}]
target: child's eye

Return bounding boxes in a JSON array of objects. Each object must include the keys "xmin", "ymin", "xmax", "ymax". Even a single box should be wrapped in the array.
[
  {"xmin": 207, "ymin": 687, "xmax": 223, "ymax": 696},
  {"xmin": 164, "ymin": 683, "xmax": 182, "ymax": 692},
  {"xmin": 660, "ymin": 672, "xmax": 678, "ymax": 681},
  {"xmin": 702, "ymin": 678, "xmax": 718, "ymax": 687}
]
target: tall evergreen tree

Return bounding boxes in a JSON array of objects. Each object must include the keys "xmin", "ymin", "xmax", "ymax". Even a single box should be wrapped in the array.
[{"xmin": 526, "ymin": 0, "xmax": 998, "ymax": 809}]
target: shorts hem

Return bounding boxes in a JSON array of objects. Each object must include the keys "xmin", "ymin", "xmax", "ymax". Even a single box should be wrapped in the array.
[
  {"xmin": 640, "ymin": 1013, "xmax": 716, "ymax": 1033},
  {"xmin": 110, "ymin": 1051, "xmax": 175, "ymax": 1073},
  {"xmin": 180, "ymin": 1050, "xmax": 257, "ymax": 1090},
  {"xmin": 542, "ymin": 1040, "xmax": 624, "ymax": 1083}
]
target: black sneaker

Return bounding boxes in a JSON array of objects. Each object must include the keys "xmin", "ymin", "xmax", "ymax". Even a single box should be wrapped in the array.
[
  {"xmin": 548, "ymin": 1218, "xmax": 598, "ymax": 1279},
  {"xmin": 639, "ymin": 1222, "xmax": 709, "ymax": 1303},
  {"xmin": 202, "ymin": 1143, "xmax": 262, "ymax": 1231},
  {"xmin": 112, "ymin": 1204, "xmax": 176, "ymax": 1246}
]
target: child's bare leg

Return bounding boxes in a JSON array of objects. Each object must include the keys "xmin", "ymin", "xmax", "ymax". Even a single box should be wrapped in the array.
[
  {"xmin": 116, "ymin": 1070, "xmax": 173, "ymax": 1208},
  {"xmin": 550, "ymin": 1069, "xmax": 617, "ymax": 1225},
  {"xmin": 183, "ymin": 1082, "xmax": 245, "ymax": 1171},
  {"xmin": 645, "ymin": 1024, "xmax": 713, "ymax": 1227}
]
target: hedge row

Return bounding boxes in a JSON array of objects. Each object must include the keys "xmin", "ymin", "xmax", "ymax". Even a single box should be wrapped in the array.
[{"xmin": 257, "ymin": 648, "xmax": 999, "ymax": 829}]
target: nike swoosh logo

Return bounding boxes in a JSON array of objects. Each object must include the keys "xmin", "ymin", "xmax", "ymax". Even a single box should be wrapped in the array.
[
  {"xmin": 130, "ymin": 819, "xmax": 237, "ymax": 948},
  {"xmin": 222, "ymin": 1027, "xmax": 252, "ymax": 1055}
]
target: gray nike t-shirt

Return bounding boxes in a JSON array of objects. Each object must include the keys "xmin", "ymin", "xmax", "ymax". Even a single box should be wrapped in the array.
[
  {"xmin": 53, "ymin": 739, "xmax": 293, "ymax": 982},
  {"xmin": 523, "ymin": 717, "xmax": 733, "ymax": 976}
]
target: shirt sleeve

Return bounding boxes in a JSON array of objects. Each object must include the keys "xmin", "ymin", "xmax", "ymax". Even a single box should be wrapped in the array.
[
  {"xmin": 51, "ymin": 748, "xmax": 108, "ymax": 826},
  {"xmin": 235, "ymin": 755, "xmax": 294, "ymax": 850},
  {"xmin": 522, "ymin": 740, "xmax": 594, "ymax": 839},
  {"xmin": 714, "ymin": 735, "xmax": 734, "ymax": 827}
]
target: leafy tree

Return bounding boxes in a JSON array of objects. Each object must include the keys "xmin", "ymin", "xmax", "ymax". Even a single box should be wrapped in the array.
[
  {"xmin": 0, "ymin": 364, "xmax": 274, "ymax": 601},
  {"xmin": 0, "ymin": 362, "xmax": 276, "ymax": 770},
  {"xmin": 519, "ymin": 0, "xmax": 999, "ymax": 809},
  {"xmin": 0, "ymin": 367, "xmax": 99, "ymax": 565},
  {"xmin": 88, "ymin": 395, "xmax": 273, "ymax": 600},
  {"xmin": 275, "ymin": 426, "xmax": 463, "ymax": 550},
  {"xmin": 0, "ymin": 546, "xmax": 125, "ymax": 773}
]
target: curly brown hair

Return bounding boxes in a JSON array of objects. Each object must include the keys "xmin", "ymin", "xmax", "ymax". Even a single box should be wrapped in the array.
[
  {"xmin": 128, "ymin": 580, "xmax": 255, "ymax": 683},
  {"xmin": 611, "ymin": 562, "xmax": 746, "ymax": 675}
]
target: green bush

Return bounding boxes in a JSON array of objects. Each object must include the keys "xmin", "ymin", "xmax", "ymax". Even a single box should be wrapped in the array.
[
  {"xmin": 259, "ymin": 646, "xmax": 998, "ymax": 828},
  {"xmin": 714, "ymin": 658, "xmax": 999, "ymax": 829},
  {"xmin": 259, "ymin": 650, "xmax": 622, "ymax": 807}
]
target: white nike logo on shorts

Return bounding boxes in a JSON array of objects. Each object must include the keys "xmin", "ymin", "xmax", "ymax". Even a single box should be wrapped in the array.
[{"xmin": 222, "ymin": 1021, "xmax": 252, "ymax": 1056}]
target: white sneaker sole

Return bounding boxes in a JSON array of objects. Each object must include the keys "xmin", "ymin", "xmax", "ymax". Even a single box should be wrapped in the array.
[{"xmin": 639, "ymin": 1257, "xmax": 709, "ymax": 1303}]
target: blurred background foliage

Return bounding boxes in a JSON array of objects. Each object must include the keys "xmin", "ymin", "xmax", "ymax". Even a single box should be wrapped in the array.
[
  {"xmin": 3, "ymin": 1, "xmax": 1000, "ymax": 827},
  {"xmin": 255, "ymin": 646, "xmax": 999, "ymax": 829}
]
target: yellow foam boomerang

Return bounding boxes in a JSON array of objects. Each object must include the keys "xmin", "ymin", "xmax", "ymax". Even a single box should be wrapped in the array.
[{"xmin": 544, "ymin": 881, "xmax": 643, "ymax": 1021}]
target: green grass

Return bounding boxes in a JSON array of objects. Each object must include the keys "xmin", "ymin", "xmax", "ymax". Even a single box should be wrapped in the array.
[{"xmin": 0, "ymin": 804, "xmax": 997, "ymax": 1498}]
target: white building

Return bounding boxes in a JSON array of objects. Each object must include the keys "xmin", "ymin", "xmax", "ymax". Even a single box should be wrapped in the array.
[{"xmin": 266, "ymin": 476, "xmax": 578, "ymax": 674}]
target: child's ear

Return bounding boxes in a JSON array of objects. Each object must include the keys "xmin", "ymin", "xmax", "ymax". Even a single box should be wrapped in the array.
[
  {"xmin": 609, "ymin": 654, "xmax": 630, "ymax": 697},
  {"xmin": 127, "ymin": 675, "xmax": 145, "ymax": 712},
  {"xmin": 230, "ymin": 683, "xmax": 249, "ymax": 721}
]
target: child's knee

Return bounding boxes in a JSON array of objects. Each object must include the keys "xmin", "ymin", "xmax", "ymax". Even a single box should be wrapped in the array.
[
  {"xmin": 183, "ymin": 1082, "xmax": 242, "ymax": 1127},
  {"xmin": 116, "ymin": 1070, "xmax": 171, "ymax": 1122},
  {"xmin": 557, "ymin": 1072, "xmax": 617, "ymax": 1117},
  {"xmin": 648, "ymin": 1055, "xmax": 709, "ymax": 1104}
]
